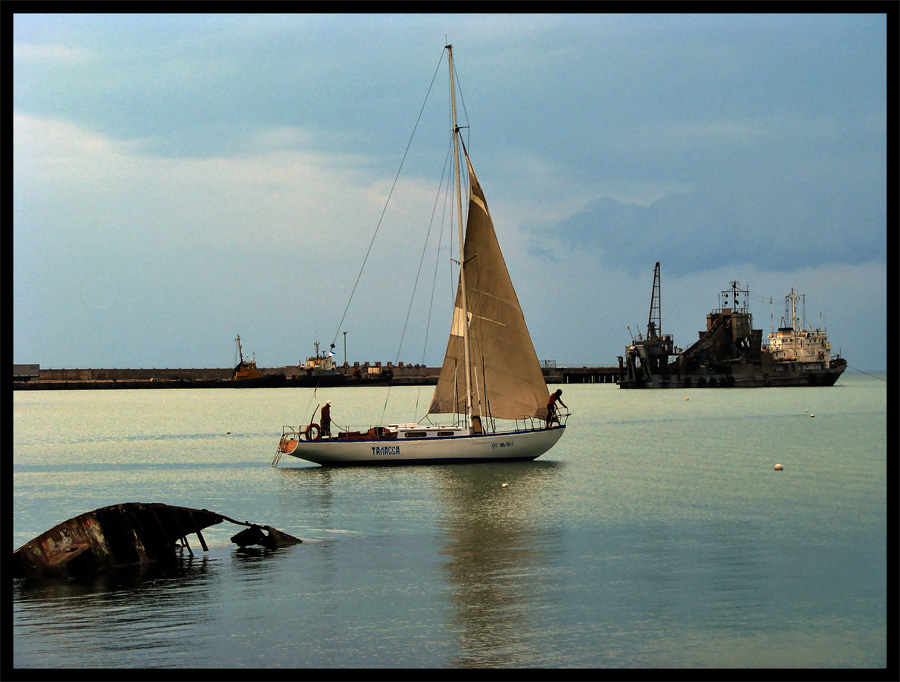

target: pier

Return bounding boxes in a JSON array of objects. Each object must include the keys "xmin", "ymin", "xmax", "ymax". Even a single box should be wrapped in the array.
[
  {"xmin": 547, "ymin": 366, "xmax": 620, "ymax": 384},
  {"xmin": 13, "ymin": 363, "xmax": 621, "ymax": 389}
]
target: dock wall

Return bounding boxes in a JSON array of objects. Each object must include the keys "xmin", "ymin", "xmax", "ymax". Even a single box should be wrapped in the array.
[{"xmin": 16, "ymin": 363, "xmax": 620, "ymax": 386}]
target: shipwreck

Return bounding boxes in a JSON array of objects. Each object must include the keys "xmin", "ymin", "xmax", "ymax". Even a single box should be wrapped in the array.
[{"xmin": 11, "ymin": 502, "xmax": 301, "ymax": 581}]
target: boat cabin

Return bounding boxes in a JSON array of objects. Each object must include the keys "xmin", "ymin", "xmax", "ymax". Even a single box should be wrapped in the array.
[
  {"xmin": 328, "ymin": 423, "xmax": 470, "ymax": 441},
  {"xmin": 387, "ymin": 424, "xmax": 469, "ymax": 439}
]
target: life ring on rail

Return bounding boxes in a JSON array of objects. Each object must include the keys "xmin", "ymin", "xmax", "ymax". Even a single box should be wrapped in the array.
[{"xmin": 304, "ymin": 423, "xmax": 321, "ymax": 441}]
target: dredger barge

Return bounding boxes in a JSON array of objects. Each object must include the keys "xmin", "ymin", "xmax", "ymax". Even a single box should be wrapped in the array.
[{"xmin": 617, "ymin": 263, "xmax": 846, "ymax": 389}]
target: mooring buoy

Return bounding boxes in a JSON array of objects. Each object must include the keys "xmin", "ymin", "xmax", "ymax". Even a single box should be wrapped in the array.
[{"xmin": 774, "ymin": 463, "xmax": 784, "ymax": 471}]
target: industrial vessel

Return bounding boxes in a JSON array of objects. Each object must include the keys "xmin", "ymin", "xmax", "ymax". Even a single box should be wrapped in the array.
[
  {"xmin": 617, "ymin": 263, "xmax": 846, "ymax": 388},
  {"xmin": 282, "ymin": 341, "xmax": 392, "ymax": 388}
]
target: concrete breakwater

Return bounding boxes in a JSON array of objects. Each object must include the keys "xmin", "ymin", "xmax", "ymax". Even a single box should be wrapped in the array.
[
  {"xmin": 13, "ymin": 363, "xmax": 620, "ymax": 389},
  {"xmin": 14, "ymin": 362, "xmax": 425, "ymax": 389}
]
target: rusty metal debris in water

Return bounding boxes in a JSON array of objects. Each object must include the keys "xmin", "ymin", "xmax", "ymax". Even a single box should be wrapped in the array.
[{"xmin": 11, "ymin": 502, "xmax": 301, "ymax": 581}]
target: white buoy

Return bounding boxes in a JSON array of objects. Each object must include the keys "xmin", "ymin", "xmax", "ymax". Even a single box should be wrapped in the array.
[
  {"xmin": 810, "ymin": 414, "xmax": 815, "ymax": 418},
  {"xmin": 501, "ymin": 483, "xmax": 509, "ymax": 488},
  {"xmin": 774, "ymin": 463, "xmax": 784, "ymax": 471}
]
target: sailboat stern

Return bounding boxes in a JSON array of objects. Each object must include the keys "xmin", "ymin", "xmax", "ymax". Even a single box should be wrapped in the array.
[{"xmin": 278, "ymin": 435, "xmax": 299, "ymax": 455}]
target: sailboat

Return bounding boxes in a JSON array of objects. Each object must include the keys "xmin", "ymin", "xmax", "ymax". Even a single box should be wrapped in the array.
[{"xmin": 275, "ymin": 45, "xmax": 567, "ymax": 466}]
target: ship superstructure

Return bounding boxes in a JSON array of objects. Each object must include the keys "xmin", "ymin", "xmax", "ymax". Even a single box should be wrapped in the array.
[{"xmin": 766, "ymin": 290, "xmax": 835, "ymax": 366}]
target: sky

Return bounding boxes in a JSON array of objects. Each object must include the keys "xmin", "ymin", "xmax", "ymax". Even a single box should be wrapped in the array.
[{"xmin": 12, "ymin": 12, "xmax": 889, "ymax": 371}]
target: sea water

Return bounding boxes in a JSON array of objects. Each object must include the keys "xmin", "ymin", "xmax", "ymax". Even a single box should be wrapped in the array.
[{"xmin": 11, "ymin": 375, "xmax": 888, "ymax": 669}]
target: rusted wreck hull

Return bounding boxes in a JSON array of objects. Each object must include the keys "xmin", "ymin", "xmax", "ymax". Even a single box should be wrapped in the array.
[{"xmin": 11, "ymin": 503, "xmax": 225, "ymax": 581}]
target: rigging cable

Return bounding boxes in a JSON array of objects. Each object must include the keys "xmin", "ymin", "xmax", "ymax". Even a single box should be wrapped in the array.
[
  {"xmin": 415, "ymin": 142, "xmax": 456, "ymax": 421},
  {"xmin": 301, "ymin": 50, "xmax": 446, "ymax": 427},
  {"xmin": 379, "ymin": 139, "xmax": 455, "ymax": 424},
  {"xmin": 329, "ymin": 49, "xmax": 446, "ymax": 352},
  {"xmin": 846, "ymin": 366, "xmax": 886, "ymax": 381}
]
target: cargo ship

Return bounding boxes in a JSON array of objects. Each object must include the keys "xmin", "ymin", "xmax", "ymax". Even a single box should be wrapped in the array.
[{"xmin": 617, "ymin": 263, "xmax": 846, "ymax": 388}]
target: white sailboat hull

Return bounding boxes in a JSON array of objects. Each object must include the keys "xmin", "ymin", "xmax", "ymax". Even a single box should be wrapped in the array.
[{"xmin": 279, "ymin": 425, "xmax": 566, "ymax": 467}]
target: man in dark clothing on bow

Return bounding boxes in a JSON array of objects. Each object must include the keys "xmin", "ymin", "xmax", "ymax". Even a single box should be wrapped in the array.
[{"xmin": 546, "ymin": 389, "xmax": 567, "ymax": 428}]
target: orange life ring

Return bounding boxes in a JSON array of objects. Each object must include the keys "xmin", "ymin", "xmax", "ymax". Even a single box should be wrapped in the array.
[{"xmin": 304, "ymin": 423, "xmax": 321, "ymax": 441}]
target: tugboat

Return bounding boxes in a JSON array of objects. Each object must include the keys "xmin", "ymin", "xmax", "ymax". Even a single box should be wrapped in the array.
[
  {"xmin": 617, "ymin": 264, "xmax": 846, "ymax": 388},
  {"xmin": 231, "ymin": 335, "xmax": 285, "ymax": 387}
]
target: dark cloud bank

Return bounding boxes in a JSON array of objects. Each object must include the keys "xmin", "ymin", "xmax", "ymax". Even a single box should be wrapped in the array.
[{"xmin": 549, "ymin": 179, "xmax": 885, "ymax": 276}]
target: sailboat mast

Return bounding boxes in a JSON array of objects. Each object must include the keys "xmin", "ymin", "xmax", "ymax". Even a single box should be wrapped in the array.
[{"xmin": 447, "ymin": 44, "xmax": 474, "ymax": 425}]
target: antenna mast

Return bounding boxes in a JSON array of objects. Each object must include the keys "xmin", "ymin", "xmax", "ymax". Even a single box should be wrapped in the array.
[{"xmin": 784, "ymin": 289, "xmax": 804, "ymax": 330}]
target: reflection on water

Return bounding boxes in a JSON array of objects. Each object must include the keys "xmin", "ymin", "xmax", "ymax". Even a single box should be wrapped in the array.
[
  {"xmin": 13, "ymin": 554, "xmax": 219, "ymax": 668},
  {"xmin": 272, "ymin": 460, "xmax": 566, "ymax": 668},
  {"xmin": 433, "ymin": 462, "xmax": 562, "ymax": 668}
]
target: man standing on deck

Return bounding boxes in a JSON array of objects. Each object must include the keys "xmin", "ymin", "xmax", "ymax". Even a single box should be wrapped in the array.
[
  {"xmin": 321, "ymin": 401, "xmax": 332, "ymax": 438},
  {"xmin": 546, "ymin": 389, "xmax": 567, "ymax": 428}
]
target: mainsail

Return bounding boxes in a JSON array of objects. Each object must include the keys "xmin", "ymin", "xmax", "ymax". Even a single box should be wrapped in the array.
[{"xmin": 428, "ymin": 150, "xmax": 550, "ymax": 421}]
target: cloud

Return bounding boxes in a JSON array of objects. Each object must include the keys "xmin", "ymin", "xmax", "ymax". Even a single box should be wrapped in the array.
[
  {"xmin": 13, "ymin": 111, "xmax": 460, "ymax": 366},
  {"xmin": 13, "ymin": 112, "xmax": 385, "ymax": 249},
  {"xmin": 544, "ymin": 173, "xmax": 885, "ymax": 276},
  {"xmin": 12, "ymin": 41, "xmax": 97, "ymax": 65}
]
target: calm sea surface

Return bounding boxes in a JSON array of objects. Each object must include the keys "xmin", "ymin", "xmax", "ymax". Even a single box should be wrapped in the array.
[{"xmin": 11, "ymin": 375, "xmax": 888, "ymax": 669}]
